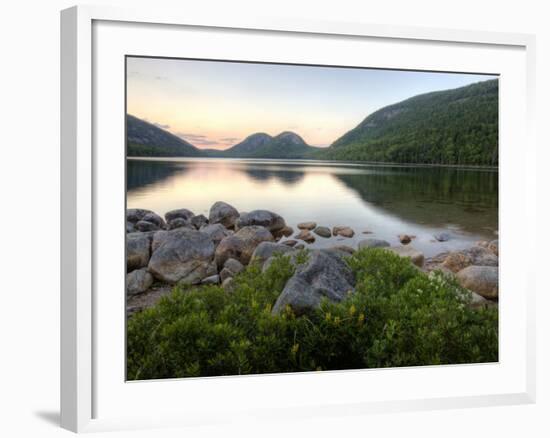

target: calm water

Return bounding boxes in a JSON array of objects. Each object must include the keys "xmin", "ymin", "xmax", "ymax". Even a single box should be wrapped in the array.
[{"xmin": 127, "ymin": 158, "xmax": 498, "ymax": 257}]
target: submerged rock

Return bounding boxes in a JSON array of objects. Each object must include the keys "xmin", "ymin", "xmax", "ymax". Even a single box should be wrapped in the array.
[
  {"xmin": 272, "ymin": 249, "xmax": 355, "ymax": 315},
  {"xmin": 333, "ymin": 226, "xmax": 355, "ymax": 238},
  {"xmin": 148, "ymin": 229, "xmax": 216, "ymax": 284},
  {"xmin": 236, "ymin": 210, "xmax": 286, "ymax": 233},
  {"xmin": 214, "ymin": 225, "xmax": 274, "ymax": 267},
  {"xmin": 314, "ymin": 226, "xmax": 331, "ymax": 238},
  {"xmin": 398, "ymin": 234, "xmax": 413, "ymax": 244},
  {"xmin": 434, "ymin": 232, "xmax": 451, "ymax": 242},
  {"xmin": 281, "ymin": 239, "xmax": 298, "ymax": 247},
  {"xmin": 295, "ymin": 229, "xmax": 315, "ymax": 243},
  {"xmin": 209, "ymin": 201, "xmax": 239, "ymax": 229},
  {"xmin": 456, "ymin": 265, "xmax": 499, "ymax": 299},
  {"xmin": 297, "ymin": 221, "xmax": 316, "ymax": 230},
  {"xmin": 358, "ymin": 238, "xmax": 390, "ymax": 249},
  {"xmin": 127, "ymin": 268, "xmax": 154, "ymax": 296}
]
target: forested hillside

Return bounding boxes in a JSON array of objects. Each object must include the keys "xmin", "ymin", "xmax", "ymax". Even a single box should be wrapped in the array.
[{"xmin": 320, "ymin": 79, "xmax": 498, "ymax": 166}]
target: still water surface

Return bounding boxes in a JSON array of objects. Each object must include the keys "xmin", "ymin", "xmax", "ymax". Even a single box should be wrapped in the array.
[{"xmin": 127, "ymin": 158, "xmax": 498, "ymax": 257}]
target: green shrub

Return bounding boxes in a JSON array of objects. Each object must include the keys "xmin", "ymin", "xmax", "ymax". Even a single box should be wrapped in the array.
[{"xmin": 127, "ymin": 248, "xmax": 498, "ymax": 380}]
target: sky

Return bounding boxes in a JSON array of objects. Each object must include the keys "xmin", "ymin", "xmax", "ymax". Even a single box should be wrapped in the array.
[{"xmin": 126, "ymin": 57, "xmax": 496, "ymax": 150}]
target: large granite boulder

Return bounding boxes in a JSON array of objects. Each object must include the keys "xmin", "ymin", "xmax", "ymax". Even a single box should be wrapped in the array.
[
  {"xmin": 135, "ymin": 220, "xmax": 160, "ymax": 232},
  {"xmin": 456, "ymin": 266, "xmax": 499, "ymax": 299},
  {"xmin": 250, "ymin": 242, "xmax": 296, "ymax": 265},
  {"xmin": 272, "ymin": 249, "xmax": 355, "ymax": 315},
  {"xmin": 214, "ymin": 225, "xmax": 274, "ymax": 267},
  {"xmin": 126, "ymin": 232, "xmax": 153, "ymax": 272},
  {"xmin": 209, "ymin": 201, "xmax": 239, "ymax": 229},
  {"xmin": 148, "ymin": 229, "xmax": 216, "ymax": 284},
  {"xmin": 126, "ymin": 268, "xmax": 154, "ymax": 296},
  {"xmin": 236, "ymin": 210, "xmax": 286, "ymax": 233}
]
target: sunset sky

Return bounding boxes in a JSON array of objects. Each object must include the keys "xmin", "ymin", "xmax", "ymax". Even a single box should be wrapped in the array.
[{"xmin": 126, "ymin": 57, "xmax": 496, "ymax": 150}]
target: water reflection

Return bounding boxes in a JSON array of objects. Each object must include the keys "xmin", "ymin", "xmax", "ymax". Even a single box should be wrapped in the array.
[{"xmin": 127, "ymin": 158, "xmax": 498, "ymax": 257}]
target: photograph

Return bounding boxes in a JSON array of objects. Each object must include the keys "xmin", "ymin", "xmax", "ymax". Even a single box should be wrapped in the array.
[{"xmin": 125, "ymin": 56, "xmax": 499, "ymax": 380}]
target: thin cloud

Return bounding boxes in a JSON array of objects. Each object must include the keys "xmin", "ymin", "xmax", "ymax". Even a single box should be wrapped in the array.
[{"xmin": 177, "ymin": 133, "xmax": 219, "ymax": 146}]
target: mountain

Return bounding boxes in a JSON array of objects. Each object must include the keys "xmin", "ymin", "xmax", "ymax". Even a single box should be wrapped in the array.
[
  {"xmin": 320, "ymin": 79, "xmax": 499, "ymax": 166},
  {"xmin": 126, "ymin": 114, "xmax": 203, "ymax": 157},
  {"xmin": 221, "ymin": 131, "xmax": 321, "ymax": 159},
  {"xmin": 222, "ymin": 133, "xmax": 273, "ymax": 156}
]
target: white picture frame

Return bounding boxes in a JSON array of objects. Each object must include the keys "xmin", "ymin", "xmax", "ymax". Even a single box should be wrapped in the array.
[{"xmin": 60, "ymin": 4, "xmax": 537, "ymax": 433}]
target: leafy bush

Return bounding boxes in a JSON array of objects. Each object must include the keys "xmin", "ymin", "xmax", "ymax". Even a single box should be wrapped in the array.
[{"xmin": 127, "ymin": 249, "xmax": 498, "ymax": 380}]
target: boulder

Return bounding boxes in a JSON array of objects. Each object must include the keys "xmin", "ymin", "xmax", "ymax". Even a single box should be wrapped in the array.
[
  {"xmin": 442, "ymin": 246, "xmax": 498, "ymax": 273},
  {"xmin": 142, "ymin": 212, "xmax": 165, "ymax": 228},
  {"xmin": 333, "ymin": 226, "xmax": 355, "ymax": 238},
  {"xmin": 165, "ymin": 208, "xmax": 194, "ymax": 223},
  {"xmin": 135, "ymin": 220, "xmax": 160, "ymax": 232},
  {"xmin": 282, "ymin": 239, "xmax": 298, "ymax": 247},
  {"xmin": 295, "ymin": 229, "xmax": 315, "ymax": 243},
  {"xmin": 314, "ymin": 226, "xmax": 331, "ymax": 238},
  {"xmin": 398, "ymin": 234, "xmax": 412, "ymax": 244},
  {"xmin": 236, "ymin": 210, "xmax": 286, "ymax": 232},
  {"xmin": 224, "ymin": 258, "xmax": 245, "ymax": 275},
  {"xmin": 329, "ymin": 245, "xmax": 355, "ymax": 255},
  {"xmin": 273, "ymin": 225, "xmax": 294, "ymax": 240},
  {"xmin": 167, "ymin": 217, "xmax": 192, "ymax": 230},
  {"xmin": 456, "ymin": 266, "xmax": 499, "ymax": 299},
  {"xmin": 434, "ymin": 232, "xmax": 451, "ymax": 242},
  {"xmin": 251, "ymin": 242, "xmax": 296, "ymax": 265},
  {"xmin": 272, "ymin": 249, "xmax": 355, "ymax": 315},
  {"xmin": 127, "ymin": 208, "xmax": 155, "ymax": 224},
  {"xmin": 214, "ymin": 225, "xmax": 274, "ymax": 267},
  {"xmin": 219, "ymin": 267, "xmax": 234, "ymax": 283},
  {"xmin": 358, "ymin": 238, "xmax": 390, "ymax": 249},
  {"xmin": 201, "ymin": 274, "xmax": 220, "ymax": 285},
  {"xmin": 148, "ymin": 229, "xmax": 216, "ymax": 284},
  {"xmin": 386, "ymin": 246, "xmax": 424, "ymax": 267},
  {"xmin": 190, "ymin": 214, "xmax": 209, "ymax": 230},
  {"xmin": 467, "ymin": 291, "xmax": 497, "ymax": 309},
  {"xmin": 209, "ymin": 201, "xmax": 239, "ymax": 229},
  {"xmin": 126, "ymin": 268, "xmax": 154, "ymax": 296},
  {"xmin": 127, "ymin": 232, "xmax": 153, "ymax": 272},
  {"xmin": 297, "ymin": 221, "xmax": 316, "ymax": 230},
  {"xmin": 262, "ymin": 250, "xmax": 303, "ymax": 273},
  {"xmin": 200, "ymin": 223, "xmax": 233, "ymax": 246}
]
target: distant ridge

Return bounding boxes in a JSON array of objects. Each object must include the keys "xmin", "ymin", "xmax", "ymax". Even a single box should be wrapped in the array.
[{"xmin": 126, "ymin": 114, "xmax": 203, "ymax": 157}]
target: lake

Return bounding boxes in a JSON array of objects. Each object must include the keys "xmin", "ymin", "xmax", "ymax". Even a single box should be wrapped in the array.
[{"xmin": 127, "ymin": 158, "xmax": 498, "ymax": 258}]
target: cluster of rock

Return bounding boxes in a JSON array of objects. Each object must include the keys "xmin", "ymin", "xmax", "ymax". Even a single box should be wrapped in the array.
[{"xmin": 127, "ymin": 202, "xmax": 499, "ymax": 315}]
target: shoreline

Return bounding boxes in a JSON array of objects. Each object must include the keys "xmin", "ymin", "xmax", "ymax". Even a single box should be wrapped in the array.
[{"xmin": 127, "ymin": 155, "xmax": 499, "ymax": 171}]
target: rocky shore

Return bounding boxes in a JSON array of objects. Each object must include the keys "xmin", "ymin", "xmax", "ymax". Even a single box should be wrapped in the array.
[{"xmin": 127, "ymin": 201, "xmax": 499, "ymax": 315}]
